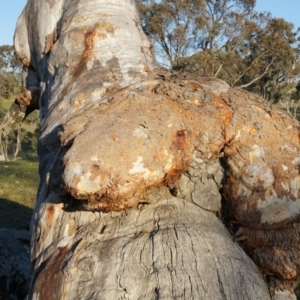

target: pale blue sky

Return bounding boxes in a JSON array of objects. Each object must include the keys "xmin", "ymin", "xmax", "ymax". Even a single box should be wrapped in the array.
[
  {"xmin": 0, "ymin": 0, "xmax": 299, "ymax": 46},
  {"xmin": 0, "ymin": 0, "xmax": 27, "ymax": 45}
]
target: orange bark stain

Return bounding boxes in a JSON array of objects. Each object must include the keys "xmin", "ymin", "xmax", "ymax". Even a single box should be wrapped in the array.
[
  {"xmin": 99, "ymin": 21, "xmax": 115, "ymax": 34},
  {"xmin": 249, "ymin": 127, "xmax": 257, "ymax": 135},
  {"xmin": 84, "ymin": 30, "xmax": 96, "ymax": 58},
  {"xmin": 106, "ymin": 85, "xmax": 116, "ymax": 93},
  {"xmin": 249, "ymin": 201, "xmax": 257, "ymax": 210},
  {"xmin": 36, "ymin": 246, "xmax": 70, "ymax": 300},
  {"xmin": 218, "ymin": 111, "xmax": 233, "ymax": 128},
  {"xmin": 46, "ymin": 205, "xmax": 55, "ymax": 228},
  {"xmin": 213, "ymin": 95, "xmax": 229, "ymax": 109},
  {"xmin": 73, "ymin": 29, "xmax": 96, "ymax": 79},
  {"xmin": 138, "ymin": 230, "xmax": 149, "ymax": 236},
  {"xmin": 187, "ymin": 80, "xmax": 202, "ymax": 91},
  {"xmin": 163, "ymin": 130, "xmax": 192, "ymax": 187},
  {"xmin": 44, "ymin": 31, "xmax": 56, "ymax": 54},
  {"xmin": 175, "ymin": 130, "xmax": 187, "ymax": 149}
]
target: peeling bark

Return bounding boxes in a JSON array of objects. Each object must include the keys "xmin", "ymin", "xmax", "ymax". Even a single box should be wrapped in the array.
[{"xmin": 13, "ymin": 0, "xmax": 300, "ymax": 299}]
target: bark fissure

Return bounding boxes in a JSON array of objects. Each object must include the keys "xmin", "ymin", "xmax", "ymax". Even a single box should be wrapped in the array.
[
  {"xmin": 216, "ymin": 267, "xmax": 227, "ymax": 300},
  {"xmin": 187, "ymin": 228, "xmax": 207, "ymax": 294}
]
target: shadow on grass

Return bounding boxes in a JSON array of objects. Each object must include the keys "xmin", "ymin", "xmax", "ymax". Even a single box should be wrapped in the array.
[
  {"xmin": 19, "ymin": 151, "xmax": 39, "ymax": 162},
  {"xmin": 0, "ymin": 197, "xmax": 33, "ymax": 229}
]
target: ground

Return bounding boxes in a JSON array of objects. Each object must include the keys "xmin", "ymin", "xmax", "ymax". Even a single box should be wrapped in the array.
[{"xmin": 0, "ymin": 96, "xmax": 39, "ymax": 229}]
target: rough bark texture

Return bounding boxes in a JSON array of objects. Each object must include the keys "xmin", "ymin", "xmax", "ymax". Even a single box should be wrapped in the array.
[
  {"xmin": 13, "ymin": 0, "xmax": 300, "ymax": 299},
  {"xmin": 28, "ymin": 193, "xmax": 271, "ymax": 300}
]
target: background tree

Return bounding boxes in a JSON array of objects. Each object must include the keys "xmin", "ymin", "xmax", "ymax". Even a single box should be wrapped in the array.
[
  {"xmin": 139, "ymin": 0, "xmax": 205, "ymax": 68},
  {"xmin": 0, "ymin": 45, "xmax": 38, "ymax": 161},
  {"xmin": 0, "ymin": 45, "xmax": 22, "ymax": 71},
  {"xmin": 139, "ymin": 0, "xmax": 300, "ymax": 109},
  {"xmin": 139, "ymin": 0, "xmax": 256, "ymax": 68},
  {"xmin": 0, "ymin": 45, "xmax": 22, "ymax": 99}
]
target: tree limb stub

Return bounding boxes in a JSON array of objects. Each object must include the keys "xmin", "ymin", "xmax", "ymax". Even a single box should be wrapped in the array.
[{"xmin": 14, "ymin": 0, "xmax": 300, "ymax": 299}]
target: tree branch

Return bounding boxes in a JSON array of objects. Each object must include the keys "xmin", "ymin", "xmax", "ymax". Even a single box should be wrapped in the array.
[
  {"xmin": 232, "ymin": 50, "xmax": 270, "ymax": 86},
  {"xmin": 236, "ymin": 59, "xmax": 274, "ymax": 89}
]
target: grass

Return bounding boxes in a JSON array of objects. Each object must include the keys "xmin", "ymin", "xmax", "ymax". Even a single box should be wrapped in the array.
[
  {"xmin": 0, "ymin": 96, "xmax": 13, "ymax": 110},
  {"xmin": 0, "ymin": 158, "xmax": 39, "ymax": 229},
  {"xmin": 0, "ymin": 95, "xmax": 39, "ymax": 229}
]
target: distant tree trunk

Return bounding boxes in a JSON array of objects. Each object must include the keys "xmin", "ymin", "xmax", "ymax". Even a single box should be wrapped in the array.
[
  {"xmin": 13, "ymin": 125, "xmax": 21, "ymax": 160},
  {"xmin": 0, "ymin": 80, "xmax": 39, "ymax": 160},
  {"xmin": 13, "ymin": 0, "xmax": 300, "ymax": 299},
  {"xmin": 0, "ymin": 100, "xmax": 26, "ymax": 161}
]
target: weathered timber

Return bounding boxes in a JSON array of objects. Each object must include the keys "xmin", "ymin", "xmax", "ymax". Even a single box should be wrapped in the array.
[{"xmin": 13, "ymin": 0, "xmax": 300, "ymax": 299}]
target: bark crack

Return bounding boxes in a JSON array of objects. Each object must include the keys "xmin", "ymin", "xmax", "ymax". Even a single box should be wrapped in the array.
[
  {"xmin": 186, "ymin": 227, "xmax": 207, "ymax": 295},
  {"xmin": 216, "ymin": 267, "xmax": 227, "ymax": 300}
]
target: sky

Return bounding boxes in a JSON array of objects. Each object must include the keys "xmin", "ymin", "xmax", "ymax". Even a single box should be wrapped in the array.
[
  {"xmin": 0, "ymin": 0, "xmax": 27, "ymax": 46},
  {"xmin": 0, "ymin": 0, "xmax": 299, "ymax": 46}
]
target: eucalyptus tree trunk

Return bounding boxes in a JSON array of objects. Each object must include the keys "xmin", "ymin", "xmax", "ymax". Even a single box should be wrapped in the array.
[{"xmin": 14, "ymin": 1, "xmax": 300, "ymax": 299}]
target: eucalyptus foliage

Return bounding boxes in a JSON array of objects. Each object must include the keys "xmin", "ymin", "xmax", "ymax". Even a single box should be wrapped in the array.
[{"xmin": 139, "ymin": 0, "xmax": 300, "ymax": 106}]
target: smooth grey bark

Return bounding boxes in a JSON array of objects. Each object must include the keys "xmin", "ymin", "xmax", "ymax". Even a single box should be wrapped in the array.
[{"xmin": 12, "ymin": 0, "xmax": 300, "ymax": 299}]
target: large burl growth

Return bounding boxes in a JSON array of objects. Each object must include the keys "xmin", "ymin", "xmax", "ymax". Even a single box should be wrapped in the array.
[
  {"xmin": 13, "ymin": 0, "xmax": 300, "ymax": 299},
  {"xmin": 61, "ymin": 72, "xmax": 300, "ymax": 288}
]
